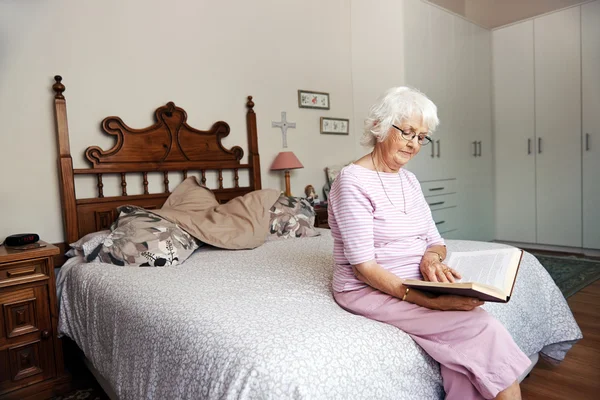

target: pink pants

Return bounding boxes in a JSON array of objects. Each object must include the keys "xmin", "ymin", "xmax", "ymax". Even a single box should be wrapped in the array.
[{"xmin": 334, "ymin": 286, "xmax": 532, "ymax": 400}]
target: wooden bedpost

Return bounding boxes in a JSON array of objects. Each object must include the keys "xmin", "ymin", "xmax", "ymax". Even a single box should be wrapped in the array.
[
  {"xmin": 53, "ymin": 75, "xmax": 79, "ymax": 243},
  {"xmin": 246, "ymin": 96, "xmax": 262, "ymax": 190}
]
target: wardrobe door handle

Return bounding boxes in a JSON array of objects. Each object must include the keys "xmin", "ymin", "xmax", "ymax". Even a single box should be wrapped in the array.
[
  {"xmin": 586, "ymin": 133, "xmax": 590, "ymax": 151},
  {"xmin": 436, "ymin": 140, "xmax": 441, "ymax": 158},
  {"xmin": 473, "ymin": 141, "xmax": 477, "ymax": 157},
  {"xmin": 538, "ymin": 137, "xmax": 542, "ymax": 154},
  {"xmin": 477, "ymin": 141, "xmax": 482, "ymax": 157},
  {"xmin": 431, "ymin": 142, "xmax": 435, "ymax": 158},
  {"xmin": 528, "ymin": 138, "xmax": 531, "ymax": 155}
]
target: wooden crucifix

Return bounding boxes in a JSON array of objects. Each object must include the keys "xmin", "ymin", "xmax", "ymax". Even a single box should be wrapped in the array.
[{"xmin": 271, "ymin": 111, "xmax": 296, "ymax": 148}]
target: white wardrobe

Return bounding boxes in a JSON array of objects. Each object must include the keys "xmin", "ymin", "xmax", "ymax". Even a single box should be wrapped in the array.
[
  {"xmin": 403, "ymin": 0, "xmax": 494, "ymax": 242},
  {"xmin": 351, "ymin": 0, "xmax": 494, "ymax": 242},
  {"xmin": 493, "ymin": 1, "xmax": 600, "ymax": 250},
  {"xmin": 582, "ymin": 1, "xmax": 600, "ymax": 250}
]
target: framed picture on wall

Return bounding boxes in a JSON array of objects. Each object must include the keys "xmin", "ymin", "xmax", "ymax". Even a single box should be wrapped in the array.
[
  {"xmin": 320, "ymin": 117, "xmax": 349, "ymax": 135},
  {"xmin": 298, "ymin": 90, "xmax": 330, "ymax": 109}
]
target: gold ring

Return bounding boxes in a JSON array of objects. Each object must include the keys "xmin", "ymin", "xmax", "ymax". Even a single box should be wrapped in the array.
[{"xmin": 442, "ymin": 268, "xmax": 449, "ymax": 273}]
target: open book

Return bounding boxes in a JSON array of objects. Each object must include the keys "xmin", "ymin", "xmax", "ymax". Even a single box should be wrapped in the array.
[{"xmin": 403, "ymin": 248, "xmax": 524, "ymax": 303}]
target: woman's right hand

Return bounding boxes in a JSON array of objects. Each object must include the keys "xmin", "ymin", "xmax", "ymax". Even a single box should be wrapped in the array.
[{"xmin": 426, "ymin": 294, "xmax": 484, "ymax": 311}]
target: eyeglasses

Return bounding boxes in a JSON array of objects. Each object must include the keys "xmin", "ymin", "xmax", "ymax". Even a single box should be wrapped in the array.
[{"xmin": 392, "ymin": 124, "xmax": 432, "ymax": 146}]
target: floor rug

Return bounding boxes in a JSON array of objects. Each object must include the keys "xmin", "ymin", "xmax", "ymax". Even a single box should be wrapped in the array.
[{"xmin": 531, "ymin": 252, "xmax": 600, "ymax": 298}]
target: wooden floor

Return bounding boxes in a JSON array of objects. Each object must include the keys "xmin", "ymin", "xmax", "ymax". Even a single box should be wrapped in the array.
[{"xmin": 520, "ymin": 279, "xmax": 600, "ymax": 399}]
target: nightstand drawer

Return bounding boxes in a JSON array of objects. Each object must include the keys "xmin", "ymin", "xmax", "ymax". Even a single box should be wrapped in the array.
[
  {"xmin": 8, "ymin": 340, "xmax": 44, "ymax": 381},
  {"xmin": 314, "ymin": 206, "xmax": 329, "ymax": 229},
  {"xmin": 4, "ymin": 295, "xmax": 39, "ymax": 339},
  {"xmin": 0, "ymin": 259, "xmax": 49, "ymax": 288},
  {"xmin": 1, "ymin": 286, "xmax": 51, "ymax": 341},
  {"xmin": 0, "ymin": 338, "xmax": 56, "ymax": 393}
]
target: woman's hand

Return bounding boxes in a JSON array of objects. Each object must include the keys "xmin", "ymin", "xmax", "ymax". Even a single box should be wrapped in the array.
[
  {"xmin": 420, "ymin": 252, "xmax": 461, "ymax": 283},
  {"xmin": 426, "ymin": 294, "xmax": 484, "ymax": 311}
]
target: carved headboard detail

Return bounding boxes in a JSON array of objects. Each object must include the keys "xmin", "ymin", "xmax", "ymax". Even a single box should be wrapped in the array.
[
  {"xmin": 52, "ymin": 75, "xmax": 262, "ymax": 244},
  {"xmin": 85, "ymin": 102, "xmax": 244, "ymax": 169}
]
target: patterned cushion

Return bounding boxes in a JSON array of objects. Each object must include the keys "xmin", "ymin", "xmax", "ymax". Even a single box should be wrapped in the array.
[
  {"xmin": 325, "ymin": 164, "xmax": 347, "ymax": 186},
  {"xmin": 67, "ymin": 230, "xmax": 110, "ymax": 258},
  {"xmin": 324, "ymin": 163, "xmax": 351, "ymax": 201},
  {"xmin": 268, "ymin": 195, "xmax": 320, "ymax": 240},
  {"xmin": 87, "ymin": 205, "xmax": 199, "ymax": 267}
]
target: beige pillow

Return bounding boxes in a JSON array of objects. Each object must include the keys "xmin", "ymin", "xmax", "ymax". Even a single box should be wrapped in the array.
[
  {"xmin": 154, "ymin": 177, "xmax": 280, "ymax": 250},
  {"xmin": 161, "ymin": 176, "xmax": 219, "ymax": 211}
]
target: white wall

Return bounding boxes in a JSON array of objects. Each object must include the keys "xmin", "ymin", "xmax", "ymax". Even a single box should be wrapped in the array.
[
  {"xmin": 350, "ymin": 0, "xmax": 406, "ymax": 159},
  {"xmin": 0, "ymin": 0, "xmax": 356, "ymax": 243}
]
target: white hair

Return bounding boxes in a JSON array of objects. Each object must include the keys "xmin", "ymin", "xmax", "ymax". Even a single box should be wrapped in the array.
[{"xmin": 361, "ymin": 86, "xmax": 439, "ymax": 148}]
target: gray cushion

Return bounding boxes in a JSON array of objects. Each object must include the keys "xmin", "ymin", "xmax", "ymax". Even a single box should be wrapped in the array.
[{"xmin": 87, "ymin": 205, "xmax": 199, "ymax": 267}]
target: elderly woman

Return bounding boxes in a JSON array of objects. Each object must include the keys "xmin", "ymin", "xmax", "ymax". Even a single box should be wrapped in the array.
[{"xmin": 328, "ymin": 87, "xmax": 531, "ymax": 400}]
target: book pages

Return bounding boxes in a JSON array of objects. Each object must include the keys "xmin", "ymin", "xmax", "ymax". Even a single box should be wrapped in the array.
[{"xmin": 446, "ymin": 249, "xmax": 516, "ymax": 291}]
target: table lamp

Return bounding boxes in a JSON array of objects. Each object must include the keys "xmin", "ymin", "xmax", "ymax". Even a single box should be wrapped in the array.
[{"xmin": 270, "ymin": 151, "xmax": 303, "ymax": 196}]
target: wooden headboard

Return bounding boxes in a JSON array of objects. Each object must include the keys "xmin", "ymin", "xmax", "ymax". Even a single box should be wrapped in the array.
[{"xmin": 52, "ymin": 75, "xmax": 262, "ymax": 244}]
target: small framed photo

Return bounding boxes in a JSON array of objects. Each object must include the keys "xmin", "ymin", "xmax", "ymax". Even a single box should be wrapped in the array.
[
  {"xmin": 298, "ymin": 90, "xmax": 330, "ymax": 110},
  {"xmin": 320, "ymin": 117, "xmax": 349, "ymax": 135}
]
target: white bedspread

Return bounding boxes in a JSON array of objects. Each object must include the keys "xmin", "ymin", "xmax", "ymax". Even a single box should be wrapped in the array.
[{"xmin": 58, "ymin": 231, "xmax": 582, "ymax": 399}]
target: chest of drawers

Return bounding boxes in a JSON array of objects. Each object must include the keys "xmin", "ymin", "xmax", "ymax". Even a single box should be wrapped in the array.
[
  {"xmin": 421, "ymin": 178, "xmax": 459, "ymax": 238},
  {"xmin": 0, "ymin": 242, "xmax": 69, "ymax": 400}
]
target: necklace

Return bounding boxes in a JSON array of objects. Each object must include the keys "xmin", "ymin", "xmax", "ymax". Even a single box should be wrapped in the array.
[{"xmin": 371, "ymin": 153, "xmax": 407, "ymax": 214}]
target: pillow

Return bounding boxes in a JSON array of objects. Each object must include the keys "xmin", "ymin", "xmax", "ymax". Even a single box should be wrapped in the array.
[
  {"xmin": 87, "ymin": 205, "xmax": 199, "ymax": 267},
  {"xmin": 325, "ymin": 164, "xmax": 345, "ymax": 186},
  {"xmin": 324, "ymin": 163, "xmax": 352, "ymax": 201},
  {"xmin": 268, "ymin": 195, "xmax": 320, "ymax": 240},
  {"xmin": 67, "ymin": 230, "xmax": 110, "ymax": 258},
  {"xmin": 160, "ymin": 176, "xmax": 219, "ymax": 211},
  {"xmin": 65, "ymin": 248, "xmax": 81, "ymax": 258},
  {"xmin": 153, "ymin": 177, "xmax": 281, "ymax": 250}
]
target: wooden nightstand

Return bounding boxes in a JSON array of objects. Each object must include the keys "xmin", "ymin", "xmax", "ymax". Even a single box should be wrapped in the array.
[
  {"xmin": 314, "ymin": 205, "xmax": 329, "ymax": 229},
  {"xmin": 0, "ymin": 242, "xmax": 70, "ymax": 400}
]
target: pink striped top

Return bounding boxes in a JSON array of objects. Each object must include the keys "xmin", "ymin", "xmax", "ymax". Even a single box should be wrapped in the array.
[{"xmin": 328, "ymin": 164, "xmax": 445, "ymax": 292}]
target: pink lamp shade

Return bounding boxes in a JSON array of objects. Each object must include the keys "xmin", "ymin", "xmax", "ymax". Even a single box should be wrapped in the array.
[
  {"xmin": 270, "ymin": 151, "xmax": 303, "ymax": 171},
  {"xmin": 270, "ymin": 151, "xmax": 303, "ymax": 196}
]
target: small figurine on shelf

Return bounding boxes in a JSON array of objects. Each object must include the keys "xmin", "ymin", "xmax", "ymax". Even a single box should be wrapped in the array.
[{"xmin": 304, "ymin": 184, "xmax": 320, "ymax": 206}]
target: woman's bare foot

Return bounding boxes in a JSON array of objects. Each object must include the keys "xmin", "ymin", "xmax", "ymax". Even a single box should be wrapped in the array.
[{"xmin": 495, "ymin": 380, "xmax": 521, "ymax": 400}]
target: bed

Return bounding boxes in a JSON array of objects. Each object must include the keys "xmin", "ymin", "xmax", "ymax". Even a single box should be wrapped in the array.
[{"xmin": 50, "ymin": 76, "xmax": 582, "ymax": 399}]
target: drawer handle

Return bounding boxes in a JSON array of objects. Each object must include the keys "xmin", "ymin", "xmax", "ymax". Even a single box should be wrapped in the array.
[
  {"xmin": 429, "ymin": 187, "xmax": 444, "ymax": 191},
  {"xmin": 586, "ymin": 133, "xmax": 590, "ymax": 151},
  {"xmin": 429, "ymin": 201, "xmax": 445, "ymax": 206},
  {"xmin": 435, "ymin": 220, "xmax": 446, "ymax": 225},
  {"xmin": 41, "ymin": 330, "xmax": 50, "ymax": 340},
  {"xmin": 6, "ymin": 266, "xmax": 36, "ymax": 278}
]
